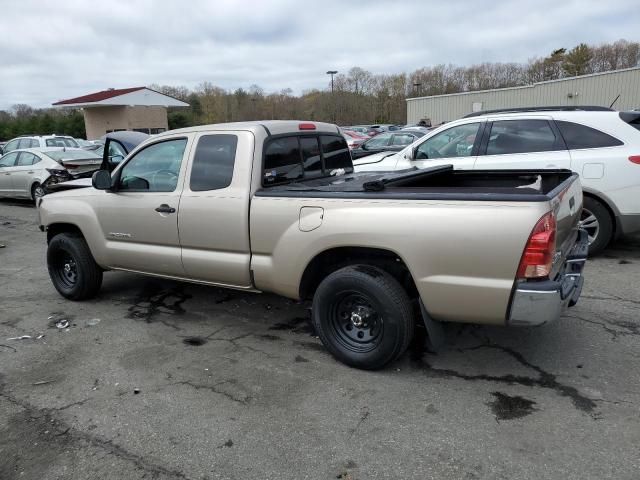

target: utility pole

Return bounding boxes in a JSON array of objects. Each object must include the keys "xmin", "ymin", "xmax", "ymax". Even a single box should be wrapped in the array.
[
  {"xmin": 413, "ymin": 82, "xmax": 422, "ymax": 96},
  {"xmin": 326, "ymin": 70, "xmax": 338, "ymax": 124}
]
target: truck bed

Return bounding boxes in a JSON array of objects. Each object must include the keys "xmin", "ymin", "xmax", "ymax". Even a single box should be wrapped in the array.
[{"xmin": 254, "ymin": 165, "xmax": 577, "ymax": 202}]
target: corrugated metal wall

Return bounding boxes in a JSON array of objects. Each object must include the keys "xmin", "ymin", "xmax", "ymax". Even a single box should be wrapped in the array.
[{"xmin": 406, "ymin": 67, "xmax": 640, "ymax": 125}]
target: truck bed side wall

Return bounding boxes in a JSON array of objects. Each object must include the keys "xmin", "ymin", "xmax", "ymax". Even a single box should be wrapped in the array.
[{"xmin": 249, "ymin": 197, "xmax": 549, "ymax": 325}]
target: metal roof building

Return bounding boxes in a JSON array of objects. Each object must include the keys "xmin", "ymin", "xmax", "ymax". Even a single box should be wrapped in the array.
[{"xmin": 406, "ymin": 66, "xmax": 640, "ymax": 125}]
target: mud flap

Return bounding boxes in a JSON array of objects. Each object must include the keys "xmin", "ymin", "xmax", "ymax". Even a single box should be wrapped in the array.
[{"xmin": 420, "ymin": 299, "xmax": 445, "ymax": 352}]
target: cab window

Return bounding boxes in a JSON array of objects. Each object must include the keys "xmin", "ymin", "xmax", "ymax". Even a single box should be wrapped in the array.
[
  {"xmin": 190, "ymin": 134, "xmax": 238, "ymax": 191},
  {"xmin": 263, "ymin": 134, "xmax": 352, "ymax": 186},
  {"xmin": 263, "ymin": 137, "xmax": 303, "ymax": 185},
  {"xmin": 320, "ymin": 135, "xmax": 352, "ymax": 172},
  {"xmin": 415, "ymin": 123, "xmax": 480, "ymax": 159},
  {"xmin": 118, "ymin": 138, "xmax": 187, "ymax": 192}
]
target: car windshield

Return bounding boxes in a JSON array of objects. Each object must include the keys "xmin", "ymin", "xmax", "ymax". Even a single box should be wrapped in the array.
[{"xmin": 46, "ymin": 137, "xmax": 79, "ymax": 148}]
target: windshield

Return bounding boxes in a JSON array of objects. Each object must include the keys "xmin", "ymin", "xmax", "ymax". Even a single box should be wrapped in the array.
[{"xmin": 45, "ymin": 137, "xmax": 79, "ymax": 148}]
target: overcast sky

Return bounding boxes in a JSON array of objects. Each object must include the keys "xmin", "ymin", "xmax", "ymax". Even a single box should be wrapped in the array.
[{"xmin": 1, "ymin": 0, "xmax": 638, "ymax": 109}]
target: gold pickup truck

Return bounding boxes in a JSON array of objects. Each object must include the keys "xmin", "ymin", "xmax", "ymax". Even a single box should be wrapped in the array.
[{"xmin": 38, "ymin": 121, "xmax": 588, "ymax": 369}]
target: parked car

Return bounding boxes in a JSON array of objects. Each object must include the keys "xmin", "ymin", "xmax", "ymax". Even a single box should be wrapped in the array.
[
  {"xmin": 354, "ymin": 108, "xmax": 640, "ymax": 254},
  {"xmin": 43, "ymin": 130, "xmax": 149, "ymax": 194},
  {"xmin": 75, "ymin": 138, "xmax": 98, "ymax": 149},
  {"xmin": 38, "ymin": 120, "xmax": 586, "ymax": 370},
  {"xmin": 341, "ymin": 129, "xmax": 369, "ymax": 149},
  {"xmin": 0, "ymin": 135, "xmax": 80, "ymax": 155},
  {"xmin": 373, "ymin": 124, "xmax": 403, "ymax": 132},
  {"xmin": 0, "ymin": 148, "xmax": 101, "ymax": 201},
  {"xmin": 402, "ymin": 126, "xmax": 433, "ymax": 134},
  {"xmin": 345, "ymin": 125, "xmax": 382, "ymax": 137},
  {"xmin": 351, "ymin": 130, "xmax": 425, "ymax": 159}
]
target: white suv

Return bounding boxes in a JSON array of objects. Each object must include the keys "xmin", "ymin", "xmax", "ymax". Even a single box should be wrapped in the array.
[
  {"xmin": 1, "ymin": 135, "xmax": 80, "ymax": 155},
  {"xmin": 354, "ymin": 107, "xmax": 640, "ymax": 254}
]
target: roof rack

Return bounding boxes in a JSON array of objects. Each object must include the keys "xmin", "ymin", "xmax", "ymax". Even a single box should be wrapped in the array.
[{"xmin": 463, "ymin": 105, "xmax": 614, "ymax": 118}]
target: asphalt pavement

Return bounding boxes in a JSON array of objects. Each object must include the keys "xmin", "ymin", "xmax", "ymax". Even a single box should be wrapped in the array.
[{"xmin": 1, "ymin": 198, "xmax": 639, "ymax": 480}]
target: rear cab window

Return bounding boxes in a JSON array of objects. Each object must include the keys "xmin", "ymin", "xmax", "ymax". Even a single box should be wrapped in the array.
[
  {"xmin": 555, "ymin": 121, "xmax": 623, "ymax": 149},
  {"xmin": 263, "ymin": 134, "xmax": 353, "ymax": 186}
]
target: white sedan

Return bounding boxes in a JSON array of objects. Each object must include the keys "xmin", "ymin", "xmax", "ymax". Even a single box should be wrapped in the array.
[{"xmin": 0, "ymin": 148, "xmax": 101, "ymax": 201}]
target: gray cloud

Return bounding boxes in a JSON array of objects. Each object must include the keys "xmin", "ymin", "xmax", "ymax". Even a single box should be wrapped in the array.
[{"xmin": 0, "ymin": 0, "xmax": 638, "ymax": 108}]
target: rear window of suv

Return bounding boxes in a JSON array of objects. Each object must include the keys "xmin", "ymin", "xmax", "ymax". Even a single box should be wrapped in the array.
[
  {"xmin": 263, "ymin": 134, "xmax": 353, "ymax": 186},
  {"xmin": 556, "ymin": 121, "xmax": 623, "ymax": 149}
]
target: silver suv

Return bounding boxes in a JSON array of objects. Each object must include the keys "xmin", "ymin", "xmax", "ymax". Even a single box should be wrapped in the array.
[{"xmin": 1, "ymin": 135, "xmax": 80, "ymax": 155}]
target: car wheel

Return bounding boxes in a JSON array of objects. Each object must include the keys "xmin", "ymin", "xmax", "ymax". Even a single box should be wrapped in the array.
[
  {"xmin": 312, "ymin": 265, "xmax": 414, "ymax": 370},
  {"xmin": 580, "ymin": 197, "xmax": 613, "ymax": 256},
  {"xmin": 47, "ymin": 233, "xmax": 103, "ymax": 300},
  {"xmin": 31, "ymin": 183, "xmax": 45, "ymax": 202}
]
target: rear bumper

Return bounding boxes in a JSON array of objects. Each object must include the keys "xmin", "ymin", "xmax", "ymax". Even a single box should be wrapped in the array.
[{"xmin": 508, "ymin": 229, "xmax": 588, "ymax": 327}]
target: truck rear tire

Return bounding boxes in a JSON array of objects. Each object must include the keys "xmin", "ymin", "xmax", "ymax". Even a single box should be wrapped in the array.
[
  {"xmin": 581, "ymin": 197, "xmax": 613, "ymax": 256},
  {"xmin": 47, "ymin": 233, "xmax": 103, "ymax": 300},
  {"xmin": 312, "ymin": 265, "xmax": 414, "ymax": 370}
]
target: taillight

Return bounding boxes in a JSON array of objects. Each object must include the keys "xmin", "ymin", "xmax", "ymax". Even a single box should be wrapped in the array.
[
  {"xmin": 299, "ymin": 123, "xmax": 316, "ymax": 130},
  {"xmin": 629, "ymin": 155, "xmax": 640, "ymax": 164},
  {"xmin": 517, "ymin": 212, "xmax": 556, "ymax": 279}
]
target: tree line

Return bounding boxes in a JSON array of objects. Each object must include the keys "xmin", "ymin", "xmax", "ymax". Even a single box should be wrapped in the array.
[{"xmin": 1, "ymin": 39, "xmax": 638, "ymax": 140}]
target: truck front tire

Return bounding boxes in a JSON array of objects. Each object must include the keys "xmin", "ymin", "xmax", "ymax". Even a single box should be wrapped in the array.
[
  {"xmin": 312, "ymin": 265, "xmax": 414, "ymax": 370},
  {"xmin": 47, "ymin": 233, "xmax": 103, "ymax": 300}
]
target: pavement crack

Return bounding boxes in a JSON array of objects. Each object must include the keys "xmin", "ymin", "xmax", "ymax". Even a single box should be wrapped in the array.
[
  {"xmin": 205, "ymin": 330, "xmax": 279, "ymax": 359},
  {"xmin": 566, "ymin": 314, "xmax": 640, "ymax": 341},
  {"xmin": 0, "ymin": 387, "xmax": 191, "ymax": 479},
  {"xmin": 423, "ymin": 343, "xmax": 598, "ymax": 416},
  {"xmin": 582, "ymin": 294, "xmax": 640, "ymax": 307},
  {"xmin": 169, "ymin": 380, "xmax": 251, "ymax": 405},
  {"xmin": 349, "ymin": 406, "xmax": 370, "ymax": 437}
]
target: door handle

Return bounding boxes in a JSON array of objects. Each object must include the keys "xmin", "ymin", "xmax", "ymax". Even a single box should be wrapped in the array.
[
  {"xmin": 4, "ymin": 173, "xmax": 10, "ymax": 175},
  {"xmin": 28, "ymin": 171, "xmax": 34, "ymax": 174},
  {"xmin": 155, "ymin": 204, "xmax": 176, "ymax": 214}
]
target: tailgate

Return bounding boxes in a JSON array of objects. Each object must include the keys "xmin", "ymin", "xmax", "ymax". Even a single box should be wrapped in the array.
[{"xmin": 549, "ymin": 173, "xmax": 583, "ymax": 277}]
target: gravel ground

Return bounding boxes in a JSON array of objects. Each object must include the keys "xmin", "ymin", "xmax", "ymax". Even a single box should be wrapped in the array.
[{"xmin": 1, "ymin": 198, "xmax": 639, "ymax": 480}]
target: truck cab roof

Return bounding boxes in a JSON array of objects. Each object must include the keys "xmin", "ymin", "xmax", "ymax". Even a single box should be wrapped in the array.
[{"xmin": 156, "ymin": 120, "xmax": 341, "ymax": 138}]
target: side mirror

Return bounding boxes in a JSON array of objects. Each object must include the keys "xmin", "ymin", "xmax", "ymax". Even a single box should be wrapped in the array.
[
  {"xmin": 0, "ymin": 146, "xmax": 4, "ymax": 155},
  {"xmin": 92, "ymin": 170, "xmax": 112, "ymax": 190}
]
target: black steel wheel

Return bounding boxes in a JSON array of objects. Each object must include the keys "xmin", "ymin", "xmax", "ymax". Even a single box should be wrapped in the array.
[
  {"xmin": 47, "ymin": 233, "xmax": 103, "ymax": 300},
  {"xmin": 312, "ymin": 265, "xmax": 414, "ymax": 370},
  {"xmin": 330, "ymin": 292, "xmax": 384, "ymax": 353}
]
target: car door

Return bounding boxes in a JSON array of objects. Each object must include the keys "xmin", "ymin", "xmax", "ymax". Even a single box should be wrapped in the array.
[
  {"xmin": 407, "ymin": 121, "xmax": 483, "ymax": 170},
  {"xmin": 0, "ymin": 152, "xmax": 20, "ymax": 195},
  {"xmin": 94, "ymin": 136, "xmax": 192, "ymax": 277},
  {"xmin": 11, "ymin": 152, "xmax": 38, "ymax": 196},
  {"xmin": 474, "ymin": 117, "xmax": 571, "ymax": 171},
  {"xmin": 178, "ymin": 131, "xmax": 253, "ymax": 287}
]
